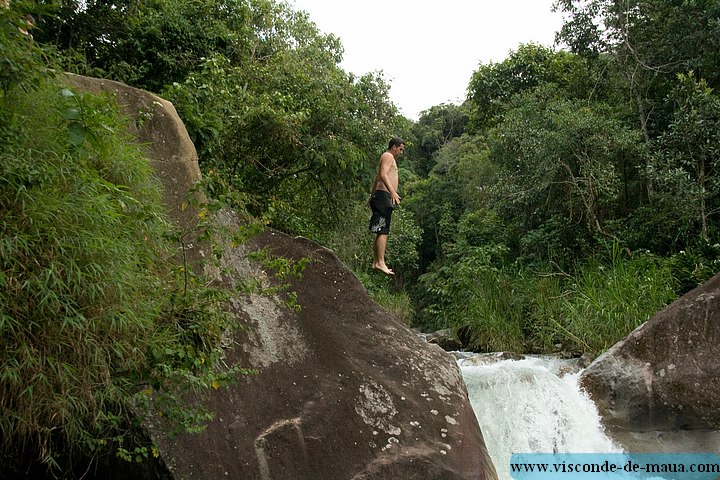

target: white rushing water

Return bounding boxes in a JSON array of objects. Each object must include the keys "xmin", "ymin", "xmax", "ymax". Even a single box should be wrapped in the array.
[{"xmin": 458, "ymin": 353, "xmax": 622, "ymax": 480}]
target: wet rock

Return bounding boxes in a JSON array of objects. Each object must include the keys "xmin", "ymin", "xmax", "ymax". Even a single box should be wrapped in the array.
[
  {"xmin": 457, "ymin": 352, "xmax": 526, "ymax": 367},
  {"xmin": 426, "ymin": 329, "xmax": 464, "ymax": 351},
  {"xmin": 577, "ymin": 352, "xmax": 596, "ymax": 369}
]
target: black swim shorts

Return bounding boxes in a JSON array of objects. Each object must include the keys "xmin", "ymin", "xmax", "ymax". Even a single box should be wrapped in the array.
[{"xmin": 369, "ymin": 190, "xmax": 394, "ymax": 235}]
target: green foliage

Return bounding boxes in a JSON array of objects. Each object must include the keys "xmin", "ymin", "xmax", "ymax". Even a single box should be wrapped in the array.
[
  {"xmin": 0, "ymin": 61, "xmax": 247, "ymax": 473},
  {"xmin": 646, "ymin": 73, "xmax": 720, "ymax": 243},
  {"xmin": 667, "ymin": 241, "xmax": 720, "ymax": 295},
  {"xmin": 162, "ymin": 41, "xmax": 395, "ymax": 238},
  {"xmin": 559, "ymin": 244, "xmax": 677, "ymax": 354},
  {"xmin": 386, "ymin": 207, "xmax": 423, "ymax": 276},
  {"xmin": 410, "ymin": 103, "xmax": 469, "ymax": 176},
  {"xmin": 466, "ymin": 44, "xmax": 610, "ymax": 131},
  {"xmin": 416, "ymin": 244, "xmax": 524, "ymax": 351},
  {"xmin": 556, "ymin": 0, "xmax": 720, "ymax": 89},
  {"xmin": 556, "ymin": 0, "xmax": 720, "ymax": 144},
  {"xmin": 403, "ymin": 136, "xmax": 477, "ymax": 271},
  {"xmin": 0, "ymin": 6, "xmax": 51, "ymax": 93},
  {"xmin": 37, "ymin": 0, "xmax": 256, "ymax": 91},
  {"xmin": 204, "ymin": 60, "xmax": 394, "ymax": 237},
  {"xmin": 486, "ymin": 84, "xmax": 644, "ymax": 263},
  {"xmin": 1, "ymin": 79, "xmax": 151, "ymax": 465},
  {"xmin": 415, "ymin": 241, "xmax": 677, "ymax": 355},
  {"xmin": 37, "ymin": 0, "xmax": 400, "ymax": 240}
]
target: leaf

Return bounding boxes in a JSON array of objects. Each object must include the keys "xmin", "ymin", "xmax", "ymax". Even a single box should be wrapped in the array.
[
  {"xmin": 68, "ymin": 122, "xmax": 86, "ymax": 145},
  {"xmin": 62, "ymin": 107, "xmax": 81, "ymax": 121}
]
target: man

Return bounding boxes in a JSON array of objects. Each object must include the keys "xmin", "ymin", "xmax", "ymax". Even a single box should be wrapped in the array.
[
  {"xmin": 18, "ymin": 14, "xmax": 35, "ymax": 38},
  {"xmin": 369, "ymin": 137, "xmax": 405, "ymax": 275}
]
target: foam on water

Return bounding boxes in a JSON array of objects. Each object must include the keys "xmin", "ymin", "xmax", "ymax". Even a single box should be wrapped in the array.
[{"xmin": 459, "ymin": 354, "xmax": 622, "ymax": 480}]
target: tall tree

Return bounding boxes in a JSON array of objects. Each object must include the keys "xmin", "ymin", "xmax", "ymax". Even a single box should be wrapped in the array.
[
  {"xmin": 647, "ymin": 73, "xmax": 720, "ymax": 243},
  {"xmin": 466, "ymin": 43, "xmax": 608, "ymax": 132},
  {"xmin": 487, "ymin": 84, "xmax": 643, "ymax": 262},
  {"xmin": 555, "ymin": 0, "xmax": 720, "ymax": 139},
  {"xmin": 410, "ymin": 103, "xmax": 469, "ymax": 177}
]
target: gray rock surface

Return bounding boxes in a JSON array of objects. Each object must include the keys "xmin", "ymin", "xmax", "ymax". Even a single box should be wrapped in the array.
[{"xmin": 426, "ymin": 328, "xmax": 464, "ymax": 351}]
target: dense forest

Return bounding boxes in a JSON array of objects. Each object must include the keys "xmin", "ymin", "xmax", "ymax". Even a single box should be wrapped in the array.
[{"xmin": 2, "ymin": 0, "xmax": 720, "ymax": 473}]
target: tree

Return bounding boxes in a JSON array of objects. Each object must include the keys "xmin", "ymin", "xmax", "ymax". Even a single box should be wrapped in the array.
[
  {"xmin": 646, "ymin": 73, "xmax": 720, "ymax": 242},
  {"xmin": 466, "ymin": 43, "xmax": 607, "ymax": 132},
  {"xmin": 487, "ymin": 84, "xmax": 643, "ymax": 262},
  {"xmin": 165, "ymin": 51, "xmax": 397, "ymax": 236},
  {"xmin": 38, "ymin": 0, "xmax": 256, "ymax": 91},
  {"xmin": 38, "ymin": 0, "xmax": 401, "ymax": 238},
  {"xmin": 555, "ymin": 0, "xmax": 720, "ymax": 140},
  {"xmin": 410, "ymin": 103, "xmax": 469, "ymax": 177}
]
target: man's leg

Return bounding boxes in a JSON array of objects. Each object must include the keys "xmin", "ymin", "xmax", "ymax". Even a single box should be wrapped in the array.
[{"xmin": 372, "ymin": 234, "xmax": 394, "ymax": 275}]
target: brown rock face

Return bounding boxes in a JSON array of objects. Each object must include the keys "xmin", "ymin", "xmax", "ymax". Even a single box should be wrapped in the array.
[
  {"xmin": 152, "ymin": 219, "xmax": 496, "ymax": 480},
  {"xmin": 69, "ymin": 75, "xmax": 496, "ymax": 479},
  {"xmin": 580, "ymin": 272, "xmax": 720, "ymax": 452}
]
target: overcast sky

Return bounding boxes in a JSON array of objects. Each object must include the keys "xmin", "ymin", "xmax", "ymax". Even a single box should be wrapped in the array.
[{"xmin": 289, "ymin": 0, "xmax": 565, "ymax": 120}]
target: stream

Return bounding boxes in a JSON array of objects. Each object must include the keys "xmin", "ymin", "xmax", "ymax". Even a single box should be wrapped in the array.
[{"xmin": 457, "ymin": 353, "xmax": 622, "ymax": 480}]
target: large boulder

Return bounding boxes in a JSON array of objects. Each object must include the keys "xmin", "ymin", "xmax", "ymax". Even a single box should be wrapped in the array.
[
  {"xmin": 69, "ymin": 75, "xmax": 497, "ymax": 479},
  {"xmin": 580, "ymin": 272, "xmax": 720, "ymax": 452},
  {"xmin": 65, "ymin": 74, "xmax": 202, "ymax": 233},
  {"xmin": 150, "ymin": 214, "xmax": 497, "ymax": 480}
]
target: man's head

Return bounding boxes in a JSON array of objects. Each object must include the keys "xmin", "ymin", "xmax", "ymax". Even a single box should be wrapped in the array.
[
  {"xmin": 18, "ymin": 14, "xmax": 36, "ymax": 36},
  {"xmin": 388, "ymin": 137, "xmax": 405, "ymax": 157}
]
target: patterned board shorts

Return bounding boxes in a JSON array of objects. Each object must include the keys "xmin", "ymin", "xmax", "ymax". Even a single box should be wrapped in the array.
[{"xmin": 369, "ymin": 190, "xmax": 393, "ymax": 235}]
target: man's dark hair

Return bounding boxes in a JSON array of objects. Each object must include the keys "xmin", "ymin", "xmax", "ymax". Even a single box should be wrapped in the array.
[{"xmin": 388, "ymin": 137, "xmax": 405, "ymax": 149}]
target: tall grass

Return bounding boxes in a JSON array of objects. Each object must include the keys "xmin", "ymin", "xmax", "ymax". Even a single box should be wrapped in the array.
[
  {"xmin": 1, "ymin": 77, "xmax": 166, "ymax": 468},
  {"xmin": 417, "ymin": 245, "xmax": 527, "ymax": 352},
  {"xmin": 560, "ymin": 244, "xmax": 677, "ymax": 353},
  {"xmin": 460, "ymin": 269, "xmax": 526, "ymax": 353},
  {"xmin": 0, "ymin": 47, "xmax": 243, "ymax": 473},
  {"xmin": 417, "ymin": 242, "xmax": 677, "ymax": 355}
]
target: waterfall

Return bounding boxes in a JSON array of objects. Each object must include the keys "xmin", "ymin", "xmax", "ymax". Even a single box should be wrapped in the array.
[{"xmin": 458, "ymin": 353, "xmax": 622, "ymax": 480}]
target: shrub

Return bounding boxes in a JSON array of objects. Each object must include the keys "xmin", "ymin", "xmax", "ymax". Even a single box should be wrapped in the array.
[{"xmin": 0, "ymin": 67, "xmax": 245, "ymax": 473}]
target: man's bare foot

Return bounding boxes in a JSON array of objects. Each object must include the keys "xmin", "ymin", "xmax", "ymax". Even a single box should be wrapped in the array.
[{"xmin": 371, "ymin": 263, "xmax": 395, "ymax": 275}]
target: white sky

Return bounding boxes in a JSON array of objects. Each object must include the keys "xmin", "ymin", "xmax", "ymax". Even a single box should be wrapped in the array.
[{"xmin": 289, "ymin": 0, "xmax": 565, "ymax": 120}]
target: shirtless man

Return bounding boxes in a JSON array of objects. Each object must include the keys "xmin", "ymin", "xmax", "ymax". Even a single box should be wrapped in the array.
[{"xmin": 369, "ymin": 137, "xmax": 405, "ymax": 275}]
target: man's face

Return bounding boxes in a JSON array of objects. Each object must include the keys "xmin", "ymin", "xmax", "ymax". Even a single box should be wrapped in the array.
[{"xmin": 392, "ymin": 144, "xmax": 405, "ymax": 158}]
